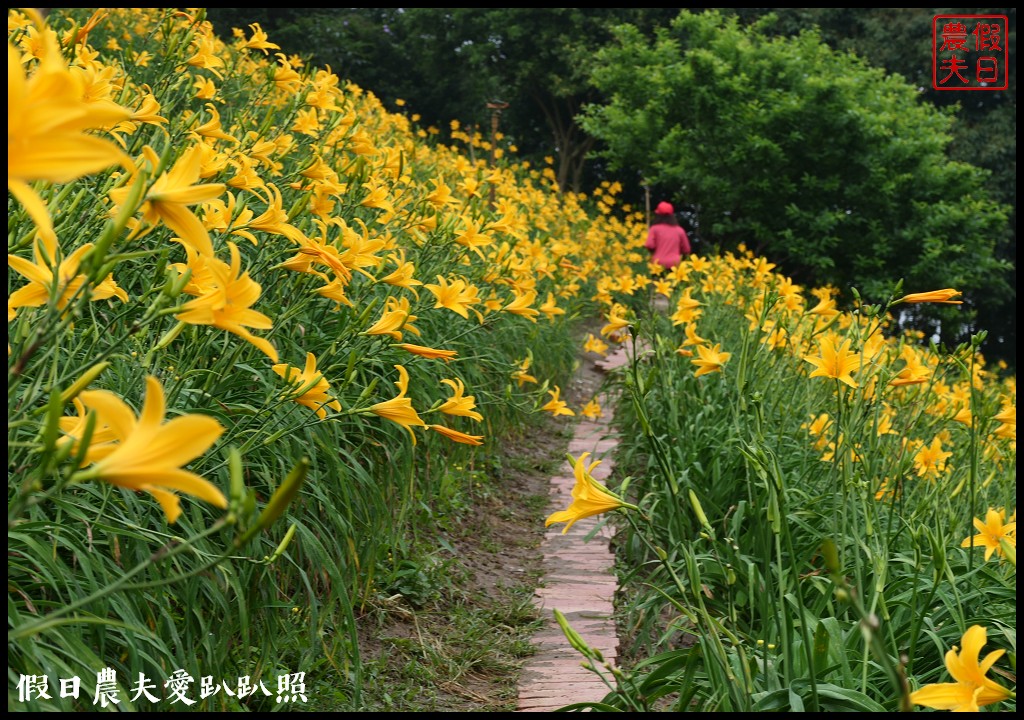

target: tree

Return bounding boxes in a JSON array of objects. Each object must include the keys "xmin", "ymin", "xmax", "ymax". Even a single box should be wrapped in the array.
[
  {"xmin": 727, "ymin": 8, "xmax": 1016, "ymax": 367},
  {"xmin": 206, "ymin": 8, "xmax": 679, "ymax": 194},
  {"xmin": 581, "ymin": 10, "xmax": 1012, "ymax": 350}
]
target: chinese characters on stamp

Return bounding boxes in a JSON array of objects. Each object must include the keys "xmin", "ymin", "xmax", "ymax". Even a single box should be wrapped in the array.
[{"xmin": 933, "ymin": 14, "xmax": 1009, "ymax": 91}]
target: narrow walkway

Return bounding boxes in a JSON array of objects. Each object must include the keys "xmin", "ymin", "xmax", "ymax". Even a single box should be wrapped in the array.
[{"xmin": 516, "ymin": 343, "xmax": 631, "ymax": 712}]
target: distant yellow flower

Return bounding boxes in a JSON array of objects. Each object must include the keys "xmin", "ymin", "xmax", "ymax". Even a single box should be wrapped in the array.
[
  {"xmin": 961, "ymin": 508, "xmax": 1016, "ymax": 561},
  {"xmin": 238, "ymin": 23, "xmax": 280, "ymax": 53},
  {"xmin": 896, "ymin": 288, "xmax": 962, "ymax": 305},
  {"xmin": 691, "ymin": 343, "xmax": 731, "ymax": 378},
  {"xmin": 992, "ymin": 403, "xmax": 1015, "ymax": 441},
  {"xmin": 173, "ymin": 242, "xmax": 278, "ymax": 362},
  {"xmin": 583, "ymin": 333, "xmax": 609, "ymax": 356},
  {"xmin": 909, "ymin": 625, "xmax": 1011, "ymax": 712},
  {"xmin": 193, "ymin": 75, "xmax": 217, "ymax": 100},
  {"xmin": 580, "ymin": 398, "xmax": 603, "ymax": 420},
  {"xmin": 127, "ymin": 92, "xmax": 167, "ymax": 126},
  {"xmin": 363, "ymin": 296, "xmax": 420, "ymax": 341},
  {"xmin": 680, "ymin": 322, "xmax": 708, "ymax": 349},
  {"xmin": 273, "ymin": 352, "xmax": 341, "ymax": 420},
  {"xmin": 425, "ymin": 178, "xmax": 454, "ymax": 208},
  {"xmin": 802, "ymin": 412, "xmax": 833, "ymax": 451},
  {"xmin": 379, "ymin": 251, "xmax": 422, "ymax": 296},
  {"xmin": 539, "ymin": 292, "xmax": 565, "ymax": 320},
  {"xmin": 191, "ymin": 103, "xmax": 238, "ymax": 144},
  {"xmin": 369, "ymin": 365, "xmax": 427, "ymax": 444},
  {"xmin": 670, "ymin": 287, "xmax": 703, "ymax": 325},
  {"xmin": 512, "ymin": 357, "xmax": 538, "ymax": 387},
  {"xmin": 68, "ymin": 376, "xmax": 226, "ymax": 524},
  {"xmin": 600, "ymin": 303, "xmax": 630, "ymax": 337},
  {"xmin": 890, "ymin": 344, "xmax": 931, "ymax": 387},
  {"xmin": 185, "ymin": 30, "xmax": 225, "ymax": 77},
  {"xmin": 425, "ymin": 275, "xmax": 482, "ymax": 321},
  {"xmin": 504, "ymin": 289, "xmax": 540, "ymax": 322},
  {"xmin": 653, "ymin": 279, "xmax": 673, "ymax": 297},
  {"xmin": 360, "ymin": 179, "xmax": 395, "ymax": 214},
  {"xmin": 913, "ymin": 436, "xmax": 952, "ymax": 480},
  {"xmin": 454, "ymin": 218, "xmax": 494, "ymax": 259},
  {"xmin": 807, "ymin": 295, "xmax": 840, "ymax": 318},
  {"xmin": 541, "ymin": 386, "xmax": 575, "ymax": 417},
  {"xmin": 396, "ymin": 343, "xmax": 457, "ymax": 362},
  {"xmin": 292, "ymin": 107, "xmax": 321, "ymax": 137},
  {"xmin": 545, "ymin": 452, "xmax": 635, "ymax": 534},
  {"xmin": 803, "ymin": 334, "xmax": 859, "ymax": 388},
  {"xmin": 428, "ymin": 424, "xmax": 484, "ymax": 446},
  {"xmin": 235, "ymin": 184, "xmax": 306, "ymax": 244},
  {"xmin": 438, "ymin": 378, "xmax": 483, "ymax": 422},
  {"xmin": 272, "ymin": 52, "xmax": 301, "ymax": 93}
]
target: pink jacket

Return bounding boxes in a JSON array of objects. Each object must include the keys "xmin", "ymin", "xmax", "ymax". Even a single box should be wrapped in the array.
[{"xmin": 645, "ymin": 224, "xmax": 691, "ymax": 269}]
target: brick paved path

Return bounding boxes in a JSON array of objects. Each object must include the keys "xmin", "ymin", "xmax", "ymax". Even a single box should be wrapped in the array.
[{"xmin": 516, "ymin": 343, "xmax": 632, "ymax": 712}]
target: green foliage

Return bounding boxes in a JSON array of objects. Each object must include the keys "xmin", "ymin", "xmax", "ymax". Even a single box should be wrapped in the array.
[
  {"xmin": 580, "ymin": 254, "xmax": 1016, "ymax": 712},
  {"xmin": 206, "ymin": 8, "xmax": 680, "ymax": 194},
  {"xmin": 581, "ymin": 10, "xmax": 1012, "ymax": 349}
]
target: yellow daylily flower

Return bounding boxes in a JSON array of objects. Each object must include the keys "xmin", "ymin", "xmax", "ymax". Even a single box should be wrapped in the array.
[
  {"xmin": 600, "ymin": 303, "xmax": 631, "ymax": 338},
  {"xmin": 909, "ymin": 625, "xmax": 1011, "ymax": 712},
  {"xmin": 396, "ymin": 343, "xmax": 457, "ymax": 362},
  {"xmin": 896, "ymin": 288, "xmax": 963, "ymax": 305},
  {"xmin": 363, "ymin": 296, "xmax": 420, "ymax": 341},
  {"xmin": 504, "ymin": 289, "xmax": 540, "ymax": 322},
  {"xmin": 992, "ymin": 402, "xmax": 1015, "ymax": 441},
  {"xmin": 428, "ymin": 424, "xmax": 484, "ymax": 446},
  {"xmin": 539, "ymin": 292, "xmax": 565, "ymax": 320},
  {"xmin": 68, "ymin": 376, "xmax": 226, "ymax": 524},
  {"xmin": 961, "ymin": 508, "xmax": 1016, "ymax": 561},
  {"xmin": 8, "ymin": 239, "xmax": 127, "ymax": 318},
  {"xmin": 913, "ymin": 436, "xmax": 952, "ymax": 480},
  {"xmin": 437, "ymin": 378, "xmax": 483, "ymax": 422},
  {"xmin": 545, "ymin": 452, "xmax": 636, "ymax": 534},
  {"xmin": 890, "ymin": 344, "xmax": 931, "ymax": 387},
  {"xmin": 379, "ymin": 251, "xmax": 422, "ymax": 296},
  {"xmin": 691, "ymin": 343, "xmax": 731, "ymax": 378},
  {"xmin": 238, "ymin": 22, "xmax": 280, "ymax": 53},
  {"xmin": 369, "ymin": 365, "xmax": 427, "ymax": 444},
  {"xmin": 9, "ymin": 32, "xmax": 131, "ymax": 245},
  {"xmin": 453, "ymin": 218, "xmax": 493, "ymax": 258},
  {"xmin": 670, "ymin": 288, "xmax": 703, "ymax": 326},
  {"xmin": 110, "ymin": 144, "xmax": 226, "ymax": 257},
  {"xmin": 583, "ymin": 333, "xmax": 609, "ymax": 356},
  {"xmin": 580, "ymin": 398, "xmax": 603, "ymax": 420},
  {"xmin": 173, "ymin": 242, "xmax": 278, "ymax": 362},
  {"xmin": 425, "ymin": 275, "xmax": 482, "ymax": 321},
  {"xmin": 191, "ymin": 102, "xmax": 238, "ymax": 144},
  {"xmin": 541, "ymin": 386, "xmax": 575, "ymax": 417},
  {"xmin": 273, "ymin": 352, "xmax": 342, "ymax": 420},
  {"xmin": 803, "ymin": 334, "xmax": 859, "ymax": 388},
  {"xmin": 512, "ymin": 357, "xmax": 538, "ymax": 387}
]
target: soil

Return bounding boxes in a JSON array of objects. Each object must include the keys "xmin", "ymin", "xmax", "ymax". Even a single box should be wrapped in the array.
[{"xmin": 352, "ymin": 317, "xmax": 612, "ymax": 712}]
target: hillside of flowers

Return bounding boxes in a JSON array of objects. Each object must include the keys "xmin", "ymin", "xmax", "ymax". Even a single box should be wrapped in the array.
[{"xmin": 8, "ymin": 7, "xmax": 1015, "ymax": 714}]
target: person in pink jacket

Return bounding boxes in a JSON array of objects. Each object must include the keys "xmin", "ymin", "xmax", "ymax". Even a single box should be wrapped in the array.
[{"xmin": 645, "ymin": 201, "xmax": 691, "ymax": 269}]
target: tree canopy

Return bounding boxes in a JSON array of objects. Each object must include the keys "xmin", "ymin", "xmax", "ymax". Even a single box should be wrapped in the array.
[{"xmin": 580, "ymin": 10, "xmax": 1012, "ymax": 346}]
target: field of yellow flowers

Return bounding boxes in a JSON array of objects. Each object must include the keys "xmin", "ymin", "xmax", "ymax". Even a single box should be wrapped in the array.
[
  {"xmin": 8, "ymin": 8, "xmax": 1015, "ymax": 713},
  {"xmin": 548, "ymin": 253, "xmax": 1016, "ymax": 710}
]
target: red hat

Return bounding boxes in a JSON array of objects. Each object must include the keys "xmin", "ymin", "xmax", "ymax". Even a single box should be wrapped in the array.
[{"xmin": 655, "ymin": 201, "xmax": 674, "ymax": 214}]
